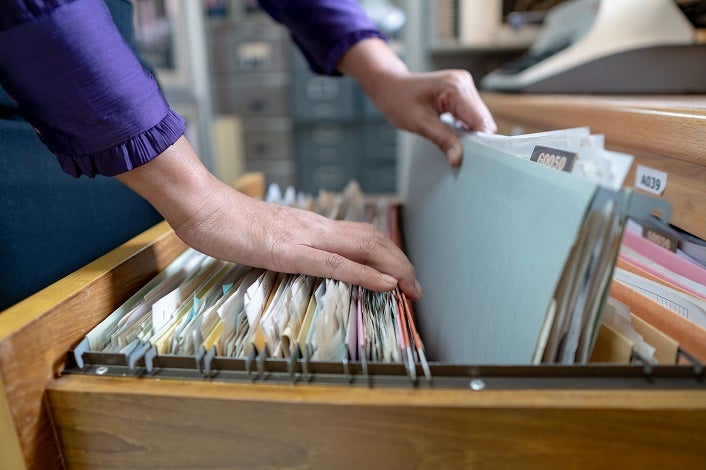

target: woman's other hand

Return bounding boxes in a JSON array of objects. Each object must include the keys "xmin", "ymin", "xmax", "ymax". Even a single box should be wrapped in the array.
[{"xmin": 338, "ymin": 38, "xmax": 497, "ymax": 167}]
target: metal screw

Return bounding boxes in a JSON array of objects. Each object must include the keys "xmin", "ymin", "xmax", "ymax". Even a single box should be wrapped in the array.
[
  {"xmin": 95, "ymin": 366, "xmax": 109, "ymax": 375},
  {"xmin": 469, "ymin": 379, "xmax": 485, "ymax": 391}
]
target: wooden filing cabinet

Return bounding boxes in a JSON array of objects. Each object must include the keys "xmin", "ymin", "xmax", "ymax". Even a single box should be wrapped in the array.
[{"xmin": 2, "ymin": 100, "xmax": 706, "ymax": 469}]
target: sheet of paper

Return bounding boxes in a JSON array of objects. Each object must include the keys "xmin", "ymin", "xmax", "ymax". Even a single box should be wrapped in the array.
[
  {"xmin": 601, "ymin": 297, "xmax": 656, "ymax": 364},
  {"xmin": 630, "ymin": 313, "xmax": 679, "ymax": 364},
  {"xmin": 256, "ymin": 274, "xmax": 295, "ymax": 356},
  {"xmin": 345, "ymin": 288, "xmax": 358, "ymax": 361},
  {"xmin": 309, "ymin": 279, "xmax": 349, "ymax": 361},
  {"xmin": 298, "ymin": 280, "xmax": 325, "ymax": 356},
  {"xmin": 244, "ymin": 270, "xmax": 278, "ymax": 328},
  {"xmin": 621, "ymin": 229, "xmax": 706, "ymax": 295},
  {"xmin": 88, "ymin": 248, "xmax": 204, "ymax": 351},
  {"xmin": 280, "ymin": 275, "xmax": 315, "ymax": 357},
  {"xmin": 589, "ymin": 324, "xmax": 634, "ymax": 364},
  {"xmin": 574, "ymin": 198, "xmax": 623, "ymax": 363},
  {"xmin": 610, "ymin": 279, "xmax": 706, "ymax": 364},
  {"xmin": 616, "ymin": 257, "xmax": 698, "ymax": 302},
  {"xmin": 613, "ymin": 268, "xmax": 706, "ymax": 328},
  {"xmin": 620, "ymin": 246, "xmax": 706, "ymax": 300}
]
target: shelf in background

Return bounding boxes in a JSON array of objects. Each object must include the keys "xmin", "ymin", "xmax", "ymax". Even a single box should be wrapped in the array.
[{"xmin": 429, "ymin": 29, "xmax": 537, "ymax": 55}]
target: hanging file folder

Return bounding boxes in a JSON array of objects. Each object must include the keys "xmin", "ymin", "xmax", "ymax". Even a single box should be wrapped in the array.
[
  {"xmin": 70, "ymin": 127, "xmax": 679, "ymax": 385},
  {"xmin": 404, "ymin": 132, "xmax": 668, "ymax": 364}
]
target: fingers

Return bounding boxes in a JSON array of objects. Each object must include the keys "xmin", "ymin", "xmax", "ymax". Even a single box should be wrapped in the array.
[
  {"xmin": 382, "ymin": 70, "xmax": 497, "ymax": 166},
  {"xmin": 453, "ymin": 89, "xmax": 497, "ymax": 134},
  {"xmin": 284, "ymin": 244, "xmax": 423, "ymax": 300},
  {"xmin": 315, "ymin": 220, "xmax": 422, "ymax": 298},
  {"xmin": 259, "ymin": 206, "xmax": 423, "ymax": 300},
  {"xmin": 422, "ymin": 70, "xmax": 498, "ymax": 165},
  {"xmin": 438, "ymin": 70, "xmax": 497, "ymax": 134},
  {"xmin": 413, "ymin": 111, "xmax": 465, "ymax": 167}
]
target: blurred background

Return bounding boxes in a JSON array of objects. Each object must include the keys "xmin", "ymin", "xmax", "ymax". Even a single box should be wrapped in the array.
[{"xmin": 131, "ymin": 0, "xmax": 705, "ymax": 194}]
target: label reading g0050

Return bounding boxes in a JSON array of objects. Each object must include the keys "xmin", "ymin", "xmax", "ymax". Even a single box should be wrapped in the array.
[{"xmin": 530, "ymin": 145, "xmax": 577, "ymax": 172}]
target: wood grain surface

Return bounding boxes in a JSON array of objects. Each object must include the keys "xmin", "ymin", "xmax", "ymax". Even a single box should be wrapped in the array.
[
  {"xmin": 0, "ymin": 172, "xmax": 264, "ymax": 469},
  {"xmin": 47, "ymin": 375, "xmax": 706, "ymax": 469},
  {"xmin": 0, "ymin": 223, "xmax": 187, "ymax": 469}
]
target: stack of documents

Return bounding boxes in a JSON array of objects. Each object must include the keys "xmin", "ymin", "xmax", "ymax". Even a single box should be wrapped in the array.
[
  {"xmin": 436, "ymin": 125, "xmax": 706, "ymax": 366},
  {"xmin": 404, "ymin": 125, "xmax": 666, "ymax": 364},
  {"xmin": 78, "ymin": 125, "xmax": 694, "ymax": 371},
  {"xmin": 592, "ymin": 217, "xmax": 706, "ymax": 365},
  {"xmin": 82, "ymin": 182, "xmax": 429, "ymax": 376}
]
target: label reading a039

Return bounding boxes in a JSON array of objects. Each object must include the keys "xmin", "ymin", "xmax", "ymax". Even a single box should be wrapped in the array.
[{"xmin": 635, "ymin": 165, "xmax": 667, "ymax": 196}]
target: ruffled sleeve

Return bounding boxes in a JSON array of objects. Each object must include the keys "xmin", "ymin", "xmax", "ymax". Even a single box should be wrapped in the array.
[
  {"xmin": 0, "ymin": 0, "xmax": 185, "ymax": 177},
  {"xmin": 257, "ymin": 0, "xmax": 386, "ymax": 76}
]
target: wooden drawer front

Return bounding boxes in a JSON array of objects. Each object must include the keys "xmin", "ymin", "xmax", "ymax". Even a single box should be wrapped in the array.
[
  {"xmin": 47, "ymin": 375, "xmax": 706, "ymax": 469},
  {"xmin": 0, "ymin": 222, "xmax": 188, "ymax": 470}
]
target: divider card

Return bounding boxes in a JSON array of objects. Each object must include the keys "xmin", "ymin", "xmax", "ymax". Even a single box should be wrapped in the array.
[{"xmin": 404, "ymin": 135, "xmax": 598, "ymax": 364}]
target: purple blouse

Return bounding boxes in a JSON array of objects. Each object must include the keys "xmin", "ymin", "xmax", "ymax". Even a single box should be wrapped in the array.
[
  {"xmin": 0, "ymin": 0, "xmax": 382, "ymax": 177},
  {"xmin": 258, "ymin": 0, "xmax": 384, "ymax": 75}
]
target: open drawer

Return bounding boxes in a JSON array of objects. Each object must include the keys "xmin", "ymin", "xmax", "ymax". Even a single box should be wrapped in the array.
[
  {"xmin": 2, "ymin": 172, "xmax": 706, "ymax": 469},
  {"xmin": 6, "ymin": 89, "xmax": 706, "ymax": 469}
]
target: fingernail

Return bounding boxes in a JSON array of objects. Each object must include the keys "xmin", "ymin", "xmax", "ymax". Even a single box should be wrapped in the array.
[
  {"xmin": 414, "ymin": 279, "xmax": 423, "ymax": 297},
  {"xmin": 446, "ymin": 144, "xmax": 462, "ymax": 166},
  {"xmin": 381, "ymin": 274, "xmax": 398, "ymax": 287}
]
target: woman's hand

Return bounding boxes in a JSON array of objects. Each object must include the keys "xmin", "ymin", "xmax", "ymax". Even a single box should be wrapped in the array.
[
  {"xmin": 338, "ymin": 38, "xmax": 497, "ymax": 167},
  {"xmin": 116, "ymin": 137, "xmax": 423, "ymax": 300}
]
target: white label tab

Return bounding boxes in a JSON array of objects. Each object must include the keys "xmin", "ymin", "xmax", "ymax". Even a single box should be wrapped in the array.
[{"xmin": 635, "ymin": 165, "xmax": 667, "ymax": 196}]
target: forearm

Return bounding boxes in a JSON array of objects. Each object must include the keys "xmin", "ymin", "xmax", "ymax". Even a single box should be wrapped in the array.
[
  {"xmin": 114, "ymin": 137, "xmax": 262, "ymax": 260},
  {"xmin": 115, "ymin": 136, "xmax": 228, "ymax": 230},
  {"xmin": 337, "ymin": 37, "xmax": 408, "ymax": 103}
]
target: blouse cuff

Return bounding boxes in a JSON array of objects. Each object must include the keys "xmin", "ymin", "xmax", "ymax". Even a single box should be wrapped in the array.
[
  {"xmin": 55, "ymin": 109, "xmax": 185, "ymax": 178},
  {"xmin": 322, "ymin": 30, "xmax": 388, "ymax": 76}
]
